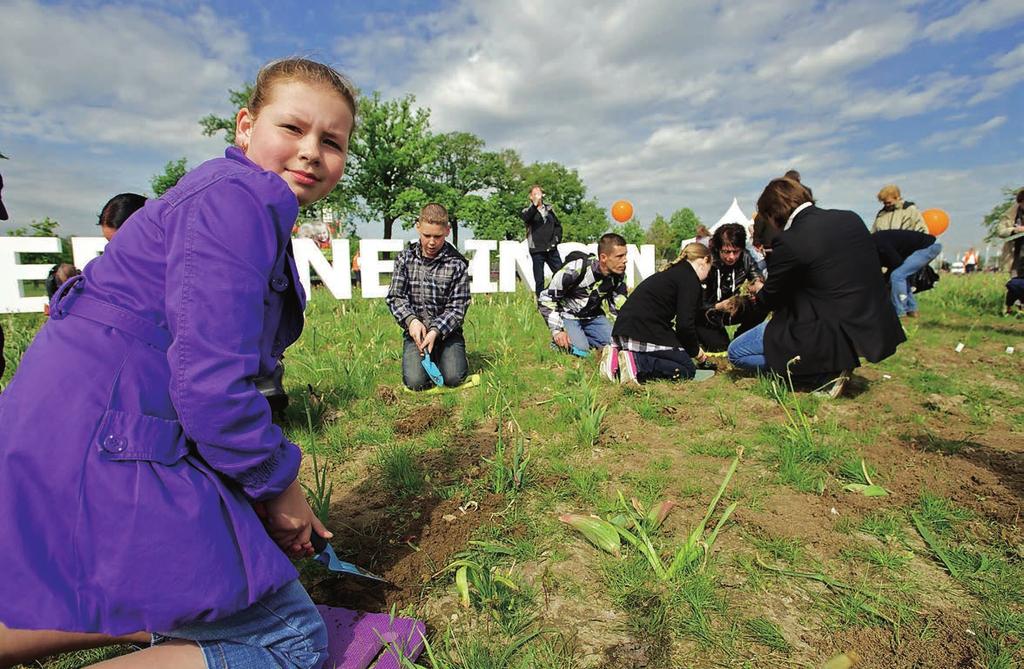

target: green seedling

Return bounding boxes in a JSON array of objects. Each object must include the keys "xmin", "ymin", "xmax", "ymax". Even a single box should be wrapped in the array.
[
  {"xmin": 842, "ymin": 459, "xmax": 889, "ymax": 497},
  {"xmin": 911, "ymin": 512, "xmax": 961, "ymax": 579},
  {"xmin": 301, "ymin": 398, "xmax": 333, "ymax": 524}
]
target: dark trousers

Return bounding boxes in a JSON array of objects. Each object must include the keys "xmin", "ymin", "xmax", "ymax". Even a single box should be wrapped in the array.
[
  {"xmin": 635, "ymin": 349, "xmax": 696, "ymax": 382},
  {"xmin": 530, "ymin": 248, "xmax": 563, "ymax": 296},
  {"xmin": 402, "ymin": 332, "xmax": 468, "ymax": 391},
  {"xmin": 1007, "ymin": 277, "xmax": 1024, "ymax": 309},
  {"xmin": 695, "ymin": 300, "xmax": 769, "ymax": 352}
]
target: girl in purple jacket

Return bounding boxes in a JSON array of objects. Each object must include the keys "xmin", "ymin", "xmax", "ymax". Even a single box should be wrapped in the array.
[{"xmin": 0, "ymin": 58, "xmax": 356, "ymax": 669}]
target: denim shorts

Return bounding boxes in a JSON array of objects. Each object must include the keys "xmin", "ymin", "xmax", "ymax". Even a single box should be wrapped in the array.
[{"xmin": 153, "ymin": 580, "xmax": 328, "ymax": 669}]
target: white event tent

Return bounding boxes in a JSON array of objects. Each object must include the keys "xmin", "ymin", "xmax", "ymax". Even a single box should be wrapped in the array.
[{"xmin": 679, "ymin": 198, "xmax": 754, "ymax": 249}]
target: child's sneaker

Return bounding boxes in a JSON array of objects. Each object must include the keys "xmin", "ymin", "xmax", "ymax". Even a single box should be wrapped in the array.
[
  {"xmin": 618, "ymin": 350, "xmax": 640, "ymax": 385},
  {"xmin": 600, "ymin": 344, "xmax": 619, "ymax": 381}
]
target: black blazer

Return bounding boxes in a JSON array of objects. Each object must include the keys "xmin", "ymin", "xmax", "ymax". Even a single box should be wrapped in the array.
[
  {"xmin": 612, "ymin": 259, "xmax": 703, "ymax": 356},
  {"xmin": 758, "ymin": 205, "xmax": 905, "ymax": 375}
]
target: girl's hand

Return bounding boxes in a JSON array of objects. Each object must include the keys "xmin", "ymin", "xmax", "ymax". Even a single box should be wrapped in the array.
[
  {"xmin": 262, "ymin": 480, "xmax": 332, "ymax": 559},
  {"xmin": 714, "ymin": 299, "xmax": 729, "ymax": 311}
]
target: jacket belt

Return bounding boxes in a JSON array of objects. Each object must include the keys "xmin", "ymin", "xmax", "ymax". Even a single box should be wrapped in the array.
[{"xmin": 50, "ymin": 275, "xmax": 173, "ymax": 353}]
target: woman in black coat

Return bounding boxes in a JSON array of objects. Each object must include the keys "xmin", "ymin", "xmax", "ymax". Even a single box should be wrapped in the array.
[
  {"xmin": 606, "ymin": 243, "xmax": 712, "ymax": 384},
  {"xmin": 727, "ymin": 178, "xmax": 905, "ymax": 393}
]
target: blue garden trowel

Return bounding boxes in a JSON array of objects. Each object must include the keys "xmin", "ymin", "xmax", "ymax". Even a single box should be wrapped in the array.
[
  {"xmin": 310, "ymin": 533, "xmax": 389, "ymax": 584},
  {"xmin": 421, "ymin": 352, "xmax": 444, "ymax": 387}
]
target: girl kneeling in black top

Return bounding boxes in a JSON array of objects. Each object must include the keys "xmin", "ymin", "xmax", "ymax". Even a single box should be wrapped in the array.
[{"xmin": 603, "ymin": 243, "xmax": 712, "ymax": 384}]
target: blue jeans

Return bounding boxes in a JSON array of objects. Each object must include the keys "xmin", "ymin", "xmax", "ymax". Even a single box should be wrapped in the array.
[
  {"xmin": 531, "ymin": 248, "xmax": 563, "ymax": 295},
  {"xmin": 891, "ymin": 243, "xmax": 942, "ymax": 316},
  {"xmin": 154, "ymin": 579, "xmax": 328, "ymax": 669},
  {"xmin": 563, "ymin": 315, "xmax": 612, "ymax": 351},
  {"xmin": 727, "ymin": 320, "xmax": 768, "ymax": 371},
  {"xmin": 402, "ymin": 331, "xmax": 468, "ymax": 390}
]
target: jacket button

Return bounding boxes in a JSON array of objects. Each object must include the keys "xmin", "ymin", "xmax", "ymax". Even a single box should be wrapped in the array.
[
  {"xmin": 271, "ymin": 276, "xmax": 289, "ymax": 291},
  {"xmin": 102, "ymin": 434, "xmax": 127, "ymax": 453}
]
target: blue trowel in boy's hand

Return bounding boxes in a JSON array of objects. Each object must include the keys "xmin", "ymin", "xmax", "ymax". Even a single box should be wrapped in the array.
[
  {"xmin": 310, "ymin": 532, "xmax": 389, "ymax": 584},
  {"xmin": 420, "ymin": 352, "xmax": 444, "ymax": 387}
]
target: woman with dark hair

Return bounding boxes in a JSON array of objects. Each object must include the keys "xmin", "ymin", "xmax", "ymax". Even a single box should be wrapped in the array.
[
  {"xmin": 695, "ymin": 223, "xmax": 766, "ymax": 352},
  {"xmin": 727, "ymin": 178, "xmax": 905, "ymax": 397},
  {"xmin": 98, "ymin": 192, "xmax": 147, "ymax": 241}
]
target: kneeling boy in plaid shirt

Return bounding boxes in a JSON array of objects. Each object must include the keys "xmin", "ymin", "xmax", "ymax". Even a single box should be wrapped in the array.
[{"xmin": 386, "ymin": 203, "xmax": 472, "ymax": 390}]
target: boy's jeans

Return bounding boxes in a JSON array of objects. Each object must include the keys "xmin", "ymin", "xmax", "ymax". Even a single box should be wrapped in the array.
[
  {"xmin": 563, "ymin": 315, "xmax": 612, "ymax": 351},
  {"xmin": 402, "ymin": 332, "xmax": 468, "ymax": 390}
]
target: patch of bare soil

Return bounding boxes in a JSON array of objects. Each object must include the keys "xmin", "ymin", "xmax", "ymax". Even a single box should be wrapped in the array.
[
  {"xmin": 809, "ymin": 622, "xmax": 978, "ymax": 669},
  {"xmin": 393, "ymin": 402, "xmax": 448, "ymax": 436},
  {"xmin": 306, "ymin": 429, "xmax": 499, "ymax": 612}
]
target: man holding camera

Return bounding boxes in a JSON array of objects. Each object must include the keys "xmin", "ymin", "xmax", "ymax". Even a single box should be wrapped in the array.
[{"xmin": 521, "ymin": 184, "xmax": 563, "ymax": 295}]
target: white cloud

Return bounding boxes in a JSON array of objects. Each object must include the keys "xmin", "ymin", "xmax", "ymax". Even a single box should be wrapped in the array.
[
  {"xmin": 924, "ymin": 0, "xmax": 1024, "ymax": 42},
  {"xmin": 839, "ymin": 74, "xmax": 970, "ymax": 120},
  {"xmin": 969, "ymin": 43, "xmax": 1024, "ymax": 104},
  {"xmin": 921, "ymin": 115, "xmax": 1007, "ymax": 150},
  {"xmin": 0, "ymin": 0, "xmax": 252, "ymax": 153}
]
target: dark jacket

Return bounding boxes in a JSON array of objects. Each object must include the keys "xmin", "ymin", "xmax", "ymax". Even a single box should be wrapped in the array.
[
  {"xmin": 758, "ymin": 205, "xmax": 905, "ymax": 375},
  {"xmin": 612, "ymin": 259, "xmax": 703, "ymax": 356},
  {"xmin": 702, "ymin": 249, "xmax": 763, "ymax": 309},
  {"xmin": 872, "ymin": 230, "xmax": 937, "ymax": 275},
  {"xmin": 521, "ymin": 203, "xmax": 562, "ymax": 251}
]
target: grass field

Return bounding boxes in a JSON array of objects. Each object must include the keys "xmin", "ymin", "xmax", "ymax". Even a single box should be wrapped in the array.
[{"xmin": 3, "ymin": 272, "xmax": 1022, "ymax": 669}]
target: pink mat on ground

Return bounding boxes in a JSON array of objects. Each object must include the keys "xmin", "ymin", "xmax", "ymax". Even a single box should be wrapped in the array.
[{"xmin": 316, "ymin": 605, "xmax": 426, "ymax": 669}]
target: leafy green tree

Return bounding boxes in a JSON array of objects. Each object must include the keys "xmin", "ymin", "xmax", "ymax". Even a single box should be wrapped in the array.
[
  {"xmin": 617, "ymin": 218, "xmax": 646, "ymax": 245},
  {"xmin": 460, "ymin": 149, "xmax": 526, "ymax": 242},
  {"xmin": 983, "ymin": 186, "xmax": 1021, "ymax": 241},
  {"xmin": 668, "ymin": 207, "xmax": 701, "ymax": 243},
  {"xmin": 346, "ymin": 92, "xmax": 435, "ymax": 239},
  {"xmin": 151, "ymin": 158, "xmax": 188, "ymax": 197},
  {"xmin": 645, "ymin": 214, "xmax": 676, "ymax": 259},
  {"xmin": 519, "ymin": 162, "xmax": 608, "ymax": 243},
  {"xmin": 199, "ymin": 85, "xmax": 253, "ymax": 145},
  {"xmin": 397, "ymin": 131, "xmax": 508, "ymax": 246}
]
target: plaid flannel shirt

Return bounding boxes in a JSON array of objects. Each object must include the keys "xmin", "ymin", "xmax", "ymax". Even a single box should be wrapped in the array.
[
  {"xmin": 537, "ymin": 257, "xmax": 627, "ymax": 334},
  {"xmin": 386, "ymin": 241, "xmax": 470, "ymax": 338}
]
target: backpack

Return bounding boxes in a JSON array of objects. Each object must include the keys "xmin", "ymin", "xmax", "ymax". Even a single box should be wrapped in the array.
[
  {"xmin": 558, "ymin": 251, "xmax": 596, "ymax": 293},
  {"xmin": 910, "ymin": 264, "xmax": 939, "ymax": 293}
]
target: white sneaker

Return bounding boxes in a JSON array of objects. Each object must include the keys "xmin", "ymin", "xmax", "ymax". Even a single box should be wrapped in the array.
[
  {"xmin": 618, "ymin": 350, "xmax": 640, "ymax": 385},
  {"xmin": 600, "ymin": 345, "xmax": 619, "ymax": 382}
]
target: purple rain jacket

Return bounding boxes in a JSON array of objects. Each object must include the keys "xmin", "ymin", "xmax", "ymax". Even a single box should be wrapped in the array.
[{"xmin": 0, "ymin": 147, "xmax": 307, "ymax": 635}]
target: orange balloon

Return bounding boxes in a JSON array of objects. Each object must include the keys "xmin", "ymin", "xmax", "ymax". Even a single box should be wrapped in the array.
[
  {"xmin": 611, "ymin": 200, "xmax": 633, "ymax": 223},
  {"xmin": 922, "ymin": 208, "xmax": 949, "ymax": 236}
]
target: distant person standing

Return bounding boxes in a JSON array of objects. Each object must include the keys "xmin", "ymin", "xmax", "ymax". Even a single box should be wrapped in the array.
[
  {"xmin": 996, "ymin": 188, "xmax": 1024, "ymax": 315},
  {"xmin": 872, "ymin": 185, "xmax": 927, "ymax": 233},
  {"xmin": 97, "ymin": 193, "xmax": 147, "ymax": 241},
  {"xmin": 521, "ymin": 185, "xmax": 563, "ymax": 295},
  {"xmin": 963, "ymin": 247, "xmax": 978, "ymax": 273}
]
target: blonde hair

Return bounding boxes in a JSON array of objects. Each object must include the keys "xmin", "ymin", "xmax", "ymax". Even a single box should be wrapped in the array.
[
  {"xmin": 671, "ymin": 242, "xmax": 711, "ymax": 267},
  {"xmin": 248, "ymin": 57, "xmax": 359, "ymax": 136},
  {"xmin": 418, "ymin": 203, "xmax": 450, "ymax": 226},
  {"xmin": 877, "ymin": 184, "xmax": 901, "ymax": 202}
]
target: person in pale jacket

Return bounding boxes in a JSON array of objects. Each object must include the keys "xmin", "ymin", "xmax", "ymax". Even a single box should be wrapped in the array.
[
  {"xmin": 872, "ymin": 184, "xmax": 928, "ymax": 233},
  {"xmin": 996, "ymin": 188, "xmax": 1024, "ymax": 315}
]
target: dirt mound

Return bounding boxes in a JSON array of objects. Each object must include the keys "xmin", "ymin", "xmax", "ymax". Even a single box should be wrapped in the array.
[{"xmin": 306, "ymin": 429, "xmax": 498, "ymax": 611}]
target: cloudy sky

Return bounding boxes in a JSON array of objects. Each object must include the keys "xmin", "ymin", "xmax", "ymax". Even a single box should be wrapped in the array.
[{"xmin": 1, "ymin": 0, "xmax": 1022, "ymax": 258}]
